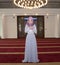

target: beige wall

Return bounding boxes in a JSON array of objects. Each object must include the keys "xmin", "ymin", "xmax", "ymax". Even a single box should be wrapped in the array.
[
  {"xmin": 0, "ymin": 14, "xmax": 17, "ymax": 39},
  {"xmin": 0, "ymin": 15, "xmax": 2, "ymax": 38},
  {"xmin": 45, "ymin": 15, "xmax": 56, "ymax": 38},
  {"xmin": 0, "ymin": 9, "xmax": 60, "ymax": 38},
  {"xmin": 3, "ymin": 15, "xmax": 17, "ymax": 38},
  {"xmin": 59, "ymin": 15, "xmax": 60, "ymax": 37}
]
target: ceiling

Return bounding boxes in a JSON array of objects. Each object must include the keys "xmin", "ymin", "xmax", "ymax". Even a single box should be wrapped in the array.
[{"xmin": 0, "ymin": 0, "xmax": 60, "ymax": 8}]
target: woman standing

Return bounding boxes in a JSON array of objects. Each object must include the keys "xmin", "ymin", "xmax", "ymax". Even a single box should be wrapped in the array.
[{"xmin": 22, "ymin": 16, "xmax": 39, "ymax": 63}]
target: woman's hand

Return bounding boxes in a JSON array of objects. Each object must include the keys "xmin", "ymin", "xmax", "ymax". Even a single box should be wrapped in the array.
[{"xmin": 29, "ymin": 26, "xmax": 33, "ymax": 30}]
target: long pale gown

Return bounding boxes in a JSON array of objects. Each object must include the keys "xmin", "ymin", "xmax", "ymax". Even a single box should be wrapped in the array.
[{"xmin": 22, "ymin": 24, "xmax": 39, "ymax": 62}]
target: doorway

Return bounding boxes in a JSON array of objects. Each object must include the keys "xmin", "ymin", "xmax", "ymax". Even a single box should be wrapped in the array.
[{"xmin": 17, "ymin": 16, "xmax": 44, "ymax": 38}]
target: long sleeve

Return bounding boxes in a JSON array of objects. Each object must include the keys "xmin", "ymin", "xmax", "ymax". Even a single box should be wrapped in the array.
[
  {"xmin": 25, "ymin": 24, "xmax": 29, "ymax": 33},
  {"xmin": 33, "ymin": 24, "xmax": 37, "ymax": 34}
]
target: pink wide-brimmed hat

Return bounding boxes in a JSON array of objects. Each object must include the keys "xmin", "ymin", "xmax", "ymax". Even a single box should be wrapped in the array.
[{"xmin": 24, "ymin": 16, "xmax": 37, "ymax": 21}]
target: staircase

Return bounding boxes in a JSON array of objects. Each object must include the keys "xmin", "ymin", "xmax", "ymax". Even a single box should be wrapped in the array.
[{"xmin": 0, "ymin": 38, "xmax": 60, "ymax": 63}]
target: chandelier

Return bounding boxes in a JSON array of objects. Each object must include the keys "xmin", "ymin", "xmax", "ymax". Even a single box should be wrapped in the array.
[{"xmin": 14, "ymin": 0, "xmax": 48, "ymax": 9}]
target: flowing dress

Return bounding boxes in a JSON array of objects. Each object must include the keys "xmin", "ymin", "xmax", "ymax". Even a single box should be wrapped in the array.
[{"xmin": 22, "ymin": 24, "xmax": 39, "ymax": 62}]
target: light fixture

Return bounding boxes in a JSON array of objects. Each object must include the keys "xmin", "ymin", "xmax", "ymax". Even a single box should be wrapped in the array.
[{"xmin": 14, "ymin": 0, "xmax": 48, "ymax": 9}]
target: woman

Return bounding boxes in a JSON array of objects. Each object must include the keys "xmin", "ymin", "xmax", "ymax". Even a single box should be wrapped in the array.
[{"xmin": 22, "ymin": 16, "xmax": 39, "ymax": 63}]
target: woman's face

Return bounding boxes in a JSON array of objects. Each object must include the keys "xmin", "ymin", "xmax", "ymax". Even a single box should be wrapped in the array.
[{"xmin": 28, "ymin": 17, "xmax": 33, "ymax": 24}]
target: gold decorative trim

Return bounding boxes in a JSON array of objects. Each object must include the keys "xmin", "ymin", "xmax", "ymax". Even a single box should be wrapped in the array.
[
  {"xmin": 38, "ymin": 46, "xmax": 60, "ymax": 48},
  {"xmin": 0, "ymin": 52, "xmax": 60, "ymax": 54},
  {"xmin": 0, "ymin": 43, "xmax": 60, "ymax": 45},
  {"xmin": 0, "ymin": 46, "xmax": 60, "ymax": 48}
]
